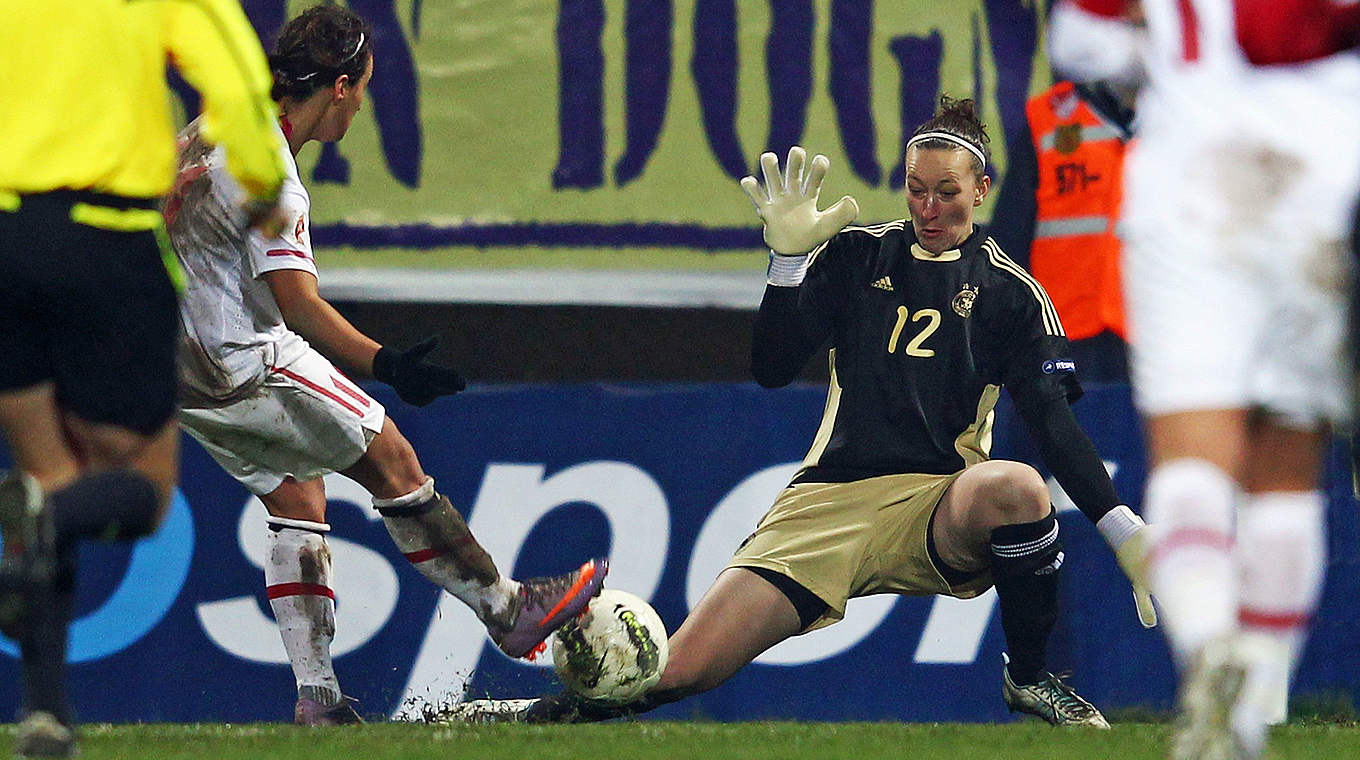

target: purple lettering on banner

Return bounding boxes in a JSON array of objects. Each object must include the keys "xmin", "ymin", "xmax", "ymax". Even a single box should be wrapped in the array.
[
  {"xmin": 554, "ymin": 0, "xmax": 607, "ymax": 189},
  {"xmin": 763, "ymin": 0, "xmax": 814, "ymax": 158},
  {"xmin": 887, "ymin": 32, "xmax": 943, "ymax": 190},
  {"xmin": 828, "ymin": 0, "xmax": 880, "ymax": 186},
  {"xmin": 692, "ymin": 0, "xmax": 748, "ymax": 179},
  {"xmin": 617, "ymin": 1, "xmax": 673, "ymax": 186}
]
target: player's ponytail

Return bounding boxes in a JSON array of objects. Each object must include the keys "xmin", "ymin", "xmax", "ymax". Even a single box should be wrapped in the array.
[
  {"xmin": 268, "ymin": 5, "xmax": 372, "ymax": 102},
  {"xmin": 906, "ymin": 96, "xmax": 992, "ymax": 178}
]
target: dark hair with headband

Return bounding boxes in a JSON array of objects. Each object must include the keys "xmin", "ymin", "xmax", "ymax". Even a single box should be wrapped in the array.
[
  {"xmin": 907, "ymin": 96, "xmax": 991, "ymax": 178},
  {"xmin": 269, "ymin": 5, "xmax": 372, "ymax": 102}
]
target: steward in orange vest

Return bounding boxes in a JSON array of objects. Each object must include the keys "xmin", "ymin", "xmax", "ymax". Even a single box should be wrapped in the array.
[{"xmin": 992, "ymin": 81, "xmax": 1134, "ymax": 350}]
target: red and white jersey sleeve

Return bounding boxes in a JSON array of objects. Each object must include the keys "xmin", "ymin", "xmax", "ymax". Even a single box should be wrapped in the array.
[
  {"xmin": 246, "ymin": 175, "xmax": 317, "ymax": 281},
  {"xmin": 1231, "ymin": 0, "xmax": 1360, "ymax": 65},
  {"xmin": 1050, "ymin": 0, "xmax": 1146, "ymax": 86}
]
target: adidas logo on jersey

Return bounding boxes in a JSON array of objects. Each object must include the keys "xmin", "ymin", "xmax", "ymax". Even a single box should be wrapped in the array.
[{"xmin": 871, "ymin": 276, "xmax": 894, "ymax": 292}]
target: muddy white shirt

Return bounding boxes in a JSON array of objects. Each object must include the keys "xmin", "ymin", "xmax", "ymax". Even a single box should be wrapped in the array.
[{"xmin": 167, "ymin": 117, "xmax": 316, "ymax": 407}]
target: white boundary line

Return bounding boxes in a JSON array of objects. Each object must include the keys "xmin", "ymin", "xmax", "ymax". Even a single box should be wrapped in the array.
[{"xmin": 318, "ymin": 268, "xmax": 768, "ymax": 310}]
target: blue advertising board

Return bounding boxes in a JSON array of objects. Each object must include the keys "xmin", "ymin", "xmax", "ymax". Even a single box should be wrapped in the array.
[{"xmin": 1, "ymin": 381, "xmax": 1357, "ymax": 723}]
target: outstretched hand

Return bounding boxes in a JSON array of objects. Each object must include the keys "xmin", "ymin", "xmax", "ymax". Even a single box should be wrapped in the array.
[
  {"xmin": 740, "ymin": 146, "xmax": 859, "ymax": 255},
  {"xmin": 373, "ymin": 336, "xmax": 467, "ymax": 407}
]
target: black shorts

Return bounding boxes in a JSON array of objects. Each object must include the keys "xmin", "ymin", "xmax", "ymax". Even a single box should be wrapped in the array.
[{"xmin": 0, "ymin": 190, "xmax": 179, "ymax": 435}]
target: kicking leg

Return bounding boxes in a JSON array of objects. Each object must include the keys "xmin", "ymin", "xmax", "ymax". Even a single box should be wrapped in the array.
[
  {"xmin": 0, "ymin": 385, "xmax": 173, "ymax": 756},
  {"xmin": 343, "ymin": 418, "xmax": 605, "ymax": 658},
  {"xmin": 460, "ymin": 567, "xmax": 804, "ymax": 724}
]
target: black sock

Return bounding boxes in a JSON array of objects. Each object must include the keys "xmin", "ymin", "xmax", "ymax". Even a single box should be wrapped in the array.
[
  {"xmin": 47, "ymin": 469, "xmax": 159, "ymax": 547},
  {"xmin": 20, "ymin": 551, "xmax": 75, "ymax": 725},
  {"xmin": 989, "ymin": 509, "xmax": 1063, "ymax": 686}
]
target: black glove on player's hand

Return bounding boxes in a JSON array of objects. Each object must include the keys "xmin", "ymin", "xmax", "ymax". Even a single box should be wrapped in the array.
[{"xmin": 372, "ymin": 336, "xmax": 466, "ymax": 407}]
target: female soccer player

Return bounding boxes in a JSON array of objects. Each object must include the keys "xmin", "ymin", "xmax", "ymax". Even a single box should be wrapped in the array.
[
  {"xmin": 165, "ymin": 5, "xmax": 605, "ymax": 724},
  {"xmin": 1051, "ymin": 1, "xmax": 1360, "ymax": 757},
  {"xmin": 456, "ymin": 97, "xmax": 1150, "ymax": 727}
]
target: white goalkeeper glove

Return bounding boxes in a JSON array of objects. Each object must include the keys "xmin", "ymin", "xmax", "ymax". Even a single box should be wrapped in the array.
[
  {"xmin": 1098, "ymin": 505, "xmax": 1157, "ymax": 629},
  {"xmin": 740, "ymin": 146, "xmax": 859, "ymax": 256}
]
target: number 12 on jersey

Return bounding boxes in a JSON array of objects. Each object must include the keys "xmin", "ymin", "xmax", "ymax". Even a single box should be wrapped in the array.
[{"xmin": 888, "ymin": 306, "xmax": 941, "ymax": 357}]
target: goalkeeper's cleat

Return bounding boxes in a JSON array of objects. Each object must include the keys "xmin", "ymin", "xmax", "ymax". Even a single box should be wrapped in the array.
[
  {"xmin": 14, "ymin": 711, "xmax": 75, "ymax": 758},
  {"xmin": 0, "ymin": 471, "xmax": 55, "ymax": 640},
  {"xmin": 1113, "ymin": 525, "xmax": 1158, "ymax": 629},
  {"xmin": 294, "ymin": 693, "xmax": 364, "ymax": 726},
  {"xmin": 1172, "ymin": 638, "xmax": 1250, "ymax": 760},
  {"xmin": 1002, "ymin": 654, "xmax": 1110, "ymax": 728},
  {"xmin": 491, "ymin": 557, "xmax": 608, "ymax": 659},
  {"xmin": 437, "ymin": 698, "xmax": 539, "ymax": 724}
]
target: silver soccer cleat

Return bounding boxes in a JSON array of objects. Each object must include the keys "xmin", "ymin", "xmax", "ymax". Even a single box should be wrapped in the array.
[
  {"xmin": 1172, "ymin": 638, "xmax": 1250, "ymax": 760},
  {"xmin": 1002, "ymin": 654, "xmax": 1111, "ymax": 729}
]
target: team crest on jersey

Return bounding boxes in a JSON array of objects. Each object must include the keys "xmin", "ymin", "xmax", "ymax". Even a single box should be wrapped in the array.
[
  {"xmin": 294, "ymin": 215, "xmax": 306, "ymax": 242},
  {"xmin": 951, "ymin": 284, "xmax": 979, "ymax": 317},
  {"xmin": 1054, "ymin": 124, "xmax": 1083, "ymax": 154}
]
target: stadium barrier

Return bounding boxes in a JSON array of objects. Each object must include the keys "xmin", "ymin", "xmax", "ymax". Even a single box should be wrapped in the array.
[{"xmin": 1, "ymin": 381, "xmax": 1357, "ymax": 722}]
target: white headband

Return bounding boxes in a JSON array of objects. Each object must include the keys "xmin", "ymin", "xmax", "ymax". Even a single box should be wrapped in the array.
[
  {"xmin": 294, "ymin": 32, "xmax": 366, "ymax": 82},
  {"xmin": 906, "ymin": 131, "xmax": 987, "ymax": 167},
  {"xmin": 343, "ymin": 33, "xmax": 366, "ymax": 64}
]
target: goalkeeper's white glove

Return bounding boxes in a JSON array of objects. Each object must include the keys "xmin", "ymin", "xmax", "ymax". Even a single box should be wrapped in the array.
[
  {"xmin": 740, "ymin": 146, "xmax": 859, "ymax": 256},
  {"xmin": 1099, "ymin": 505, "xmax": 1157, "ymax": 629}
]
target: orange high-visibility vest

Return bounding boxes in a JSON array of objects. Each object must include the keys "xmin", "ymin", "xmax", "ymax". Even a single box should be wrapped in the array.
[{"xmin": 1026, "ymin": 81, "xmax": 1128, "ymax": 341}]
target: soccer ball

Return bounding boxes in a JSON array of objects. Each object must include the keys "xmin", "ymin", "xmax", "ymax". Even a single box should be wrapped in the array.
[{"xmin": 551, "ymin": 588, "xmax": 669, "ymax": 704}]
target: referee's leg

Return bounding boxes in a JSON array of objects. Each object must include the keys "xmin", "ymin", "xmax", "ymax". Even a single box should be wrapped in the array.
[{"xmin": 0, "ymin": 387, "xmax": 174, "ymax": 755}]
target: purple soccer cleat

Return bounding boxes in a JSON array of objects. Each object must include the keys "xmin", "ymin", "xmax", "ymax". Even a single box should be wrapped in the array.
[
  {"xmin": 492, "ymin": 557, "xmax": 608, "ymax": 659},
  {"xmin": 294, "ymin": 695, "xmax": 364, "ymax": 726}
]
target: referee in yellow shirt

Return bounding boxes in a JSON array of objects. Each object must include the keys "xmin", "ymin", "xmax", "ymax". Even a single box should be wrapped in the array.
[{"xmin": 0, "ymin": 1, "xmax": 286, "ymax": 755}]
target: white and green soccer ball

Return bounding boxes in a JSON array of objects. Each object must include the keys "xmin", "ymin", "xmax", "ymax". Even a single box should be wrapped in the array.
[{"xmin": 551, "ymin": 588, "xmax": 669, "ymax": 704}]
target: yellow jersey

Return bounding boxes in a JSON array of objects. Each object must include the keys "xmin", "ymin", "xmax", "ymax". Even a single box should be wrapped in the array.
[{"xmin": 0, "ymin": 0, "xmax": 284, "ymax": 202}]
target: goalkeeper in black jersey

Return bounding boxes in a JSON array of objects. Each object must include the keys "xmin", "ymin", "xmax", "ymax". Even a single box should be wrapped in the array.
[{"xmin": 452, "ymin": 97, "xmax": 1152, "ymax": 728}]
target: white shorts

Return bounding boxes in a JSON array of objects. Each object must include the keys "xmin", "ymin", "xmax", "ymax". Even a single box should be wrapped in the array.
[
  {"xmin": 1121, "ymin": 57, "xmax": 1360, "ymax": 427},
  {"xmin": 179, "ymin": 346, "xmax": 386, "ymax": 495}
]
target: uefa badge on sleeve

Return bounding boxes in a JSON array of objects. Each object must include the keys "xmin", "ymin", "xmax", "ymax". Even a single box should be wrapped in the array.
[{"xmin": 1042, "ymin": 359, "xmax": 1077, "ymax": 375}]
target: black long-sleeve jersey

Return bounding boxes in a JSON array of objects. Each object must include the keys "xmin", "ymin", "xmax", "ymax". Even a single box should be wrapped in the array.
[{"xmin": 752, "ymin": 221, "xmax": 1118, "ymax": 517}]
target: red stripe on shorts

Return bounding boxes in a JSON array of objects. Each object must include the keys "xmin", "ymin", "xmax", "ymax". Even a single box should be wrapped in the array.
[
  {"xmin": 330, "ymin": 375, "xmax": 372, "ymax": 408},
  {"xmin": 267, "ymin": 582, "xmax": 335, "ymax": 600},
  {"xmin": 271, "ymin": 366, "xmax": 365, "ymax": 417}
]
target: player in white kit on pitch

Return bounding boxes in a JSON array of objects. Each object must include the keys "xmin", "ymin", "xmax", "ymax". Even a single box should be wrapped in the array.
[
  {"xmin": 165, "ymin": 4, "xmax": 606, "ymax": 725},
  {"xmin": 1051, "ymin": 1, "xmax": 1360, "ymax": 758}
]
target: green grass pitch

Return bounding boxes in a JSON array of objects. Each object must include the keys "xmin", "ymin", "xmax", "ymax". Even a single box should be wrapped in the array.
[{"xmin": 5, "ymin": 721, "xmax": 1359, "ymax": 760}]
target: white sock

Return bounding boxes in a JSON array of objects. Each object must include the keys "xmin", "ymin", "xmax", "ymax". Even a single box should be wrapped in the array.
[
  {"xmin": 1233, "ymin": 490, "xmax": 1325, "ymax": 739},
  {"xmin": 1144, "ymin": 458, "xmax": 1240, "ymax": 666},
  {"xmin": 264, "ymin": 520, "xmax": 341, "ymax": 700},
  {"xmin": 375, "ymin": 478, "xmax": 520, "ymax": 625}
]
